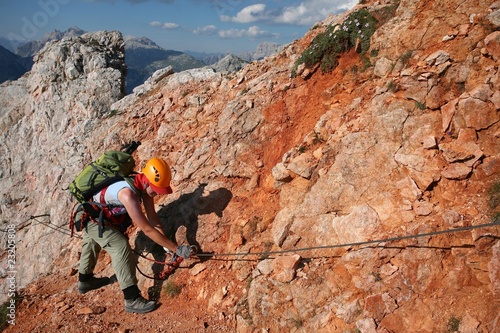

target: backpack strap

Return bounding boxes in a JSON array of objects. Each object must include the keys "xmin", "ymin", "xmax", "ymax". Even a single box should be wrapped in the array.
[
  {"xmin": 72, "ymin": 189, "xmax": 112, "ymax": 238},
  {"xmin": 98, "ymin": 186, "xmax": 120, "ymax": 237},
  {"xmin": 98, "ymin": 185, "xmax": 133, "ymax": 237},
  {"xmin": 97, "ymin": 187, "xmax": 107, "ymax": 238},
  {"xmin": 125, "ymin": 174, "xmax": 142, "ymax": 202},
  {"xmin": 77, "ymin": 180, "xmax": 138, "ymax": 238}
]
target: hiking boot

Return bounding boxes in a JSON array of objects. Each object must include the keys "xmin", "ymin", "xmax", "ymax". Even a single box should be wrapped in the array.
[
  {"xmin": 78, "ymin": 276, "xmax": 110, "ymax": 294},
  {"xmin": 125, "ymin": 296, "xmax": 157, "ymax": 314}
]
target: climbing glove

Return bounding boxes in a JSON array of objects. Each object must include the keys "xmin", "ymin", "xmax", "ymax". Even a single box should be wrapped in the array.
[{"xmin": 175, "ymin": 245, "xmax": 192, "ymax": 259}]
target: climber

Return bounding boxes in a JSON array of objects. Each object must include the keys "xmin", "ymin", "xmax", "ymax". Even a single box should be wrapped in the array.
[{"xmin": 76, "ymin": 157, "xmax": 192, "ymax": 314}]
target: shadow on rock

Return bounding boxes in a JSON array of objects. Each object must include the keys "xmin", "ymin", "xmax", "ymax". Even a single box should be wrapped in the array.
[{"xmin": 133, "ymin": 183, "xmax": 232, "ymax": 297}]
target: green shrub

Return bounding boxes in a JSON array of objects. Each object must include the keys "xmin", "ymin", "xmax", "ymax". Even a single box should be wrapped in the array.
[
  {"xmin": 489, "ymin": 181, "xmax": 500, "ymax": 223},
  {"xmin": 293, "ymin": 318, "xmax": 303, "ymax": 328},
  {"xmin": 246, "ymin": 276, "xmax": 253, "ymax": 290},
  {"xmin": 292, "ymin": 9, "xmax": 378, "ymax": 76},
  {"xmin": 0, "ymin": 297, "xmax": 17, "ymax": 331},
  {"xmin": 361, "ymin": 54, "xmax": 372, "ymax": 71},
  {"xmin": 387, "ymin": 80, "xmax": 396, "ymax": 92},
  {"xmin": 447, "ymin": 316, "xmax": 460, "ymax": 332},
  {"xmin": 415, "ymin": 101, "xmax": 426, "ymax": 110},
  {"xmin": 163, "ymin": 280, "xmax": 182, "ymax": 298},
  {"xmin": 489, "ymin": 181, "xmax": 500, "ymax": 209},
  {"xmin": 400, "ymin": 50, "xmax": 413, "ymax": 67},
  {"xmin": 0, "ymin": 302, "xmax": 9, "ymax": 331}
]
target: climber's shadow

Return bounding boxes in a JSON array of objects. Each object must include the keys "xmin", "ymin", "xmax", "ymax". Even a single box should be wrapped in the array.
[{"xmin": 133, "ymin": 183, "xmax": 232, "ymax": 300}]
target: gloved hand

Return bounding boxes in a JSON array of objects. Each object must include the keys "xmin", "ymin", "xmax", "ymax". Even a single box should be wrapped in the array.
[{"xmin": 175, "ymin": 245, "xmax": 192, "ymax": 259}]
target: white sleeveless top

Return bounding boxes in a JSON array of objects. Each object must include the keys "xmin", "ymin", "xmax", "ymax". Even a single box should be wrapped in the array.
[{"xmin": 92, "ymin": 180, "xmax": 131, "ymax": 215}]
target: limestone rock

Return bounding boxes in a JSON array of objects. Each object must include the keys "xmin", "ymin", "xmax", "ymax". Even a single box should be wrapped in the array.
[
  {"xmin": 272, "ymin": 254, "xmax": 301, "ymax": 283},
  {"xmin": 425, "ymin": 50, "xmax": 450, "ymax": 66},
  {"xmin": 0, "ymin": 1, "xmax": 499, "ymax": 332},
  {"xmin": 484, "ymin": 31, "xmax": 500, "ymax": 60},
  {"xmin": 0, "ymin": 30, "xmax": 126, "ymax": 292},
  {"xmin": 442, "ymin": 163, "xmax": 472, "ymax": 180}
]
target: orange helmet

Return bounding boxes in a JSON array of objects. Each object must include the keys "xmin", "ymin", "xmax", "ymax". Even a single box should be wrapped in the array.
[{"xmin": 142, "ymin": 158, "xmax": 172, "ymax": 194}]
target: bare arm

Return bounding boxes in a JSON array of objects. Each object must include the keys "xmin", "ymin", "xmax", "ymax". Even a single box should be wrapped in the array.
[
  {"xmin": 142, "ymin": 194, "xmax": 168, "ymax": 237},
  {"xmin": 118, "ymin": 188, "xmax": 178, "ymax": 252}
]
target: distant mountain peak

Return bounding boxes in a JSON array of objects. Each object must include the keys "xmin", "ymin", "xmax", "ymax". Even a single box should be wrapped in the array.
[
  {"xmin": 209, "ymin": 54, "xmax": 248, "ymax": 73},
  {"xmin": 40, "ymin": 26, "xmax": 85, "ymax": 43},
  {"xmin": 123, "ymin": 36, "xmax": 163, "ymax": 50},
  {"xmin": 185, "ymin": 42, "xmax": 283, "ymax": 65},
  {"xmin": 16, "ymin": 26, "xmax": 86, "ymax": 57}
]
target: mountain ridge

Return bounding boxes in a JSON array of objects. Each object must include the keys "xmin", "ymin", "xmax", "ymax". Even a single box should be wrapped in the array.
[
  {"xmin": 0, "ymin": 28, "xmax": 281, "ymax": 92},
  {"xmin": 0, "ymin": 45, "xmax": 32, "ymax": 83}
]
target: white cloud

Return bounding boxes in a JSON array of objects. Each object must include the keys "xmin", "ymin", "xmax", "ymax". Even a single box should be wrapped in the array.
[
  {"xmin": 162, "ymin": 22, "xmax": 179, "ymax": 29},
  {"xmin": 150, "ymin": 21, "xmax": 179, "ymax": 29},
  {"xmin": 247, "ymin": 26, "xmax": 277, "ymax": 38},
  {"xmin": 128, "ymin": 0, "xmax": 174, "ymax": 3},
  {"xmin": 276, "ymin": 0, "xmax": 358, "ymax": 25},
  {"xmin": 218, "ymin": 26, "xmax": 279, "ymax": 39},
  {"xmin": 89, "ymin": 0, "xmax": 175, "ymax": 3},
  {"xmin": 276, "ymin": 4, "xmax": 312, "ymax": 25},
  {"xmin": 338, "ymin": 0, "xmax": 359, "ymax": 11},
  {"xmin": 218, "ymin": 28, "xmax": 245, "ymax": 38},
  {"xmin": 220, "ymin": 0, "xmax": 357, "ymax": 26},
  {"xmin": 225, "ymin": 4, "xmax": 267, "ymax": 23},
  {"xmin": 193, "ymin": 25, "xmax": 218, "ymax": 35}
]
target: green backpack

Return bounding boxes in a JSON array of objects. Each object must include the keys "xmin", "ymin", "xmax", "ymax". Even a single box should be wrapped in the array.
[
  {"xmin": 69, "ymin": 150, "xmax": 137, "ymax": 203},
  {"xmin": 69, "ymin": 142, "xmax": 141, "ymax": 236}
]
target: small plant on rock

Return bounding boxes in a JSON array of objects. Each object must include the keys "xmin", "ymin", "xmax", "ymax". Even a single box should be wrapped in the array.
[
  {"xmin": 163, "ymin": 280, "xmax": 182, "ymax": 298},
  {"xmin": 292, "ymin": 9, "xmax": 378, "ymax": 76},
  {"xmin": 415, "ymin": 101, "xmax": 426, "ymax": 110},
  {"xmin": 447, "ymin": 316, "xmax": 460, "ymax": 333},
  {"xmin": 489, "ymin": 181, "xmax": 500, "ymax": 222},
  {"xmin": 0, "ymin": 301, "xmax": 10, "ymax": 331},
  {"xmin": 293, "ymin": 318, "xmax": 303, "ymax": 328}
]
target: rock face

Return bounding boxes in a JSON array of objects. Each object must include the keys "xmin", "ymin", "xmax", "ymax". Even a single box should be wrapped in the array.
[
  {"xmin": 0, "ymin": 30, "xmax": 126, "ymax": 290},
  {"xmin": 0, "ymin": 0, "xmax": 499, "ymax": 332},
  {"xmin": 12, "ymin": 28, "xmax": 208, "ymax": 93}
]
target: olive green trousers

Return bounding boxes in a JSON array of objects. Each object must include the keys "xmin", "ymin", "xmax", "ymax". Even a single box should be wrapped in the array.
[{"xmin": 78, "ymin": 222, "xmax": 137, "ymax": 290}]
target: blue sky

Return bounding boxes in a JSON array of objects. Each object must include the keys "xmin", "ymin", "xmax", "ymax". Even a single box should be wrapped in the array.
[{"xmin": 0, "ymin": 0, "xmax": 357, "ymax": 54}]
